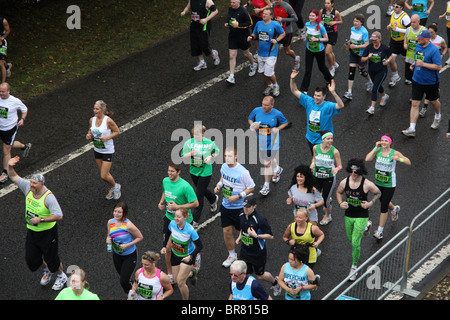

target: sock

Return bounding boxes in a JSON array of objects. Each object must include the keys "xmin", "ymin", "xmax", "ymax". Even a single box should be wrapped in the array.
[
  {"xmin": 410, "ymin": 123, "xmax": 416, "ymax": 130},
  {"xmin": 377, "ymin": 226, "xmax": 384, "ymax": 232},
  {"xmin": 264, "ymin": 181, "xmax": 270, "ymax": 187},
  {"xmin": 392, "ymin": 72, "xmax": 398, "ymax": 77},
  {"xmin": 435, "ymin": 113, "xmax": 441, "ymax": 120},
  {"xmin": 228, "ymin": 250, "xmax": 236, "ymax": 257}
]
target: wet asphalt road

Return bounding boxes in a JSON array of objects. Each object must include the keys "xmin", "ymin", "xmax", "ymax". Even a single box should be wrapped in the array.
[{"xmin": 0, "ymin": 0, "xmax": 449, "ymax": 302}]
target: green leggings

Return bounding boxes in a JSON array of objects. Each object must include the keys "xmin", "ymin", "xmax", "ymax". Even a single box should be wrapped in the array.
[{"xmin": 345, "ymin": 216, "xmax": 369, "ymax": 266}]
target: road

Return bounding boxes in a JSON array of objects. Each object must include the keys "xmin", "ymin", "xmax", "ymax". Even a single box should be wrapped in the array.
[{"xmin": 0, "ymin": 0, "xmax": 449, "ymax": 304}]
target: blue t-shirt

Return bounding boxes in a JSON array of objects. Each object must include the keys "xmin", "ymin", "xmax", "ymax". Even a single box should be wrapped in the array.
[
  {"xmin": 248, "ymin": 107, "xmax": 288, "ymax": 150},
  {"xmin": 410, "ymin": 0, "xmax": 429, "ymax": 19},
  {"xmin": 168, "ymin": 220, "xmax": 199, "ymax": 256},
  {"xmin": 253, "ymin": 20, "xmax": 285, "ymax": 57},
  {"xmin": 304, "ymin": 21, "xmax": 327, "ymax": 52},
  {"xmin": 299, "ymin": 94, "xmax": 340, "ymax": 145},
  {"xmin": 220, "ymin": 163, "xmax": 255, "ymax": 209},
  {"xmin": 349, "ymin": 26, "xmax": 369, "ymax": 57},
  {"xmin": 413, "ymin": 42, "xmax": 441, "ymax": 85}
]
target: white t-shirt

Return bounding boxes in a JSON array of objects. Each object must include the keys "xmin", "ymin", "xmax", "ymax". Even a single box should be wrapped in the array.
[{"xmin": 0, "ymin": 95, "xmax": 28, "ymax": 131}]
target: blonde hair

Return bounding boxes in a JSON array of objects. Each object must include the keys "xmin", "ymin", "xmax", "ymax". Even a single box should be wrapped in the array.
[
  {"xmin": 95, "ymin": 100, "xmax": 114, "ymax": 116},
  {"xmin": 142, "ymin": 251, "xmax": 161, "ymax": 263},
  {"xmin": 71, "ymin": 268, "xmax": 90, "ymax": 290}
]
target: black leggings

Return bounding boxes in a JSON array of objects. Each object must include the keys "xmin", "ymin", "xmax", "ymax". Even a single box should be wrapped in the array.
[
  {"xmin": 289, "ymin": 0, "xmax": 305, "ymax": 29},
  {"xmin": 300, "ymin": 49, "xmax": 333, "ymax": 92},
  {"xmin": 369, "ymin": 69, "xmax": 387, "ymax": 102},
  {"xmin": 191, "ymin": 174, "xmax": 216, "ymax": 223},
  {"xmin": 113, "ymin": 250, "xmax": 137, "ymax": 293}
]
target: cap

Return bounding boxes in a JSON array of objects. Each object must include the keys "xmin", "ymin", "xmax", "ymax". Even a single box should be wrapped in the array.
[
  {"xmin": 30, "ymin": 173, "xmax": 45, "ymax": 183},
  {"xmin": 243, "ymin": 195, "xmax": 257, "ymax": 207},
  {"xmin": 370, "ymin": 31, "xmax": 381, "ymax": 40},
  {"xmin": 417, "ymin": 30, "xmax": 431, "ymax": 39}
]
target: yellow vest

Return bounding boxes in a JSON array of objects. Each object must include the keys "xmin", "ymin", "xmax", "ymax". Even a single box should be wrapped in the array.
[
  {"xmin": 25, "ymin": 189, "xmax": 56, "ymax": 232},
  {"xmin": 290, "ymin": 222, "xmax": 317, "ymax": 263},
  {"xmin": 390, "ymin": 12, "xmax": 408, "ymax": 41}
]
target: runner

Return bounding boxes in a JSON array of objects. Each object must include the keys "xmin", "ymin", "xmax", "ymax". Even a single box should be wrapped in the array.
[
  {"xmin": 158, "ymin": 162, "xmax": 199, "ymax": 283},
  {"xmin": 181, "ymin": 0, "xmax": 220, "ymax": 71},
  {"xmin": 438, "ymin": 1, "xmax": 450, "ymax": 65},
  {"xmin": 286, "ymin": 165, "xmax": 324, "ymax": 225},
  {"xmin": 225, "ymin": 0, "xmax": 258, "ymax": 85},
  {"xmin": 248, "ymin": 96, "xmax": 288, "ymax": 196},
  {"xmin": 405, "ymin": 0, "xmax": 434, "ymax": 26},
  {"xmin": 0, "ymin": 82, "xmax": 31, "ymax": 183},
  {"xmin": 246, "ymin": 0, "xmax": 272, "ymax": 56},
  {"xmin": 214, "ymin": 146, "xmax": 255, "ymax": 268},
  {"xmin": 311, "ymin": 130, "xmax": 342, "ymax": 225},
  {"xmin": 161, "ymin": 208, "xmax": 203, "ymax": 300},
  {"xmin": 290, "ymin": 71, "xmax": 344, "ymax": 155},
  {"xmin": 277, "ymin": 246, "xmax": 319, "ymax": 300},
  {"xmin": 335, "ymin": 158, "xmax": 381, "ymax": 281},
  {"xmin": 181, "ymin": 123, "xmax": 220, "ymax": 227},
  {"xmin": 402, "ymin": 29, "xmax": 442, "ymax": 137},
  {"xmin": 7, "ymin": 156, "xmax": 68, "ymax": 290},
  {"xmin": 85, "ymin": 100, "xmax": 121, "ymax": 200},
  {"xmin": 282, "ymin": 207, "xmax": 325, "ymax": 270},
  {"xmin": 361, "ymin": 31, "xmax": 392, "ymax": 115},
  {"xmin": 248, "ymin": 8, "xmax": 285, "ymax": 96},
  {"xmin": 130, "ymin": 251, "xmax": 173, "ymax": 300},
  {"xmin": 386, "ymin": 1, "xmax": 410, "ymax": 88},
  {"xmin": 106, "ymin": 201, "xmax": 143, "ymax": 294},
  {"xmin": 272, "ymin": 0, "xmax": 301, "ymax": 71},
  {"xmin": 342, "ymin": 13, "xmax": 372, "ymax": 100},
  {"xmin": 319, "ymin": 0, "xmax": 343, "ymax": 76},
  {"xmin": 236, "ymin": 195, "xmax": 281, "ymax": 296},
  {"xmin": 55, "ymin": 269, "xmax": 100, "ymax": 300},
  {"xmin": 228, "ymin": 260, "xmax": 272, "ymax": 300},
  {"xmin": 365, "ymin": 134, "xmax": 411, "ymax": 240},
  {"xmin": 404, "ymin": 14, "xmax": 425, "ymax": 86},
  {"xmin": 299, "ymin": 9, "xmax": 333, "ymax": 94}
]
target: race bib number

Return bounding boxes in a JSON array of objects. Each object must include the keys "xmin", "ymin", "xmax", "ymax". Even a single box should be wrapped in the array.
[
  {"xmin": 258, "ymin": 123, "xmax": 271, "ymax": 135},
  {"xmin": 137, "ymin": 282, "xmax": 154, "ymax": 299},
  {"xmin": 258, "ymin": 31, "xmax": 270, "ymax": 42},
  {"xmin": 0, "ymin": 106, "xmax": 8, "ymax": 118},
  {"xmin": 92, "ymin": 138, "xmax": 105, "ymax": 148},
  {"xmin": 222, "ymin": 185, "xmax": 233, "ymax": 198}
]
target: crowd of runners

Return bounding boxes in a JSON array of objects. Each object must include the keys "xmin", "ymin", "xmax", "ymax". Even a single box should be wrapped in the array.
[{"xmin": 1, "ymin": 0, "xmax": 449, "ymax": 300}]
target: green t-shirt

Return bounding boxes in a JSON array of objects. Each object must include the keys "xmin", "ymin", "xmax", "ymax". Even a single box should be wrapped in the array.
[
  {"xmin": 181, "ymin": 137, "xmax": 219, "ymax": 177},
  {"xmin": 55, "ymin": 287, "xmax": 100, "ymax": 300},
  {"xmin": 162, "ymin": 177, "xmax": 197, "ymax": 222}
]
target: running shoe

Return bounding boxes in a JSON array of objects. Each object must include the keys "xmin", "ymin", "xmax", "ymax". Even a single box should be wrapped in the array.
[
  {"xmin": 349, "ymin": 267, "xmax": 358, "ymax": 281},
  {"xmin": 366, "ymin": 81, "xmax": 373, "ymax": 92},
  {"xmin": 263, "ymin": 86, "xmax": 272, "ymax": 96},
  {"xmin": 329, "ymin": 67, "xmax": 335, "ymax": 77},
  {"xmin": 0, "ymin": 171, "xmax": 8, "ymax": 183},
  {"xmin": 364, "ymin": 220, "xmax": 372, "ymax": 236},
  {"xmin": 430, "ymin": 117, "xmax": 441, "ymax": 129},
  {"xmin": 193, "ymin": 60, "xmax": 207, "ymax": 71},
  {"xmin": 366, "ymin": 106, "xmax": 375, "ymax": 115},
  {"xmin": 391, "ymin": 205, "xmax": 400, "ymax": 222},
  {"xmin": 334, "ymin": 62, "xmax": 339, "ymax": 69},
  {"xmin": 373, "ymin": 230, "xmax": 383, "ymax": 240},
  {"xmin": 446, "ymin": 57, "xmax": 450, "ymax": 65},
  {"xmin": 106, "ymin": 187, "xmax": 114, "ymax": 200},
  {"xmin": 22, "ymin": 143, "xmax": 32, "ymax": 158},
  {"xmin": 211, "ymin": 49, "xmax": 220, "ymax": 66},
  {"xmin": 272, "ymin": 84, "xmax": 280, "ymax": 97},
  {"xmin": 401, "ymin": 127, "xmax": 415, "ymax": 137},
  {"xmin": 40, "ymin": 269, "xmax": 52, "ymax": 286},
  {"xmin": 52, "ymin": 273, "xmax": 68, "ymax": 291},
  {"xmin": 6, "ymin": 62, "xmax": 12, "ymax": 77},
  {"xmin": 404, "ymin": 79, "xmax": 412, "ymax": 85},
  {"xmin": 259, "ymin": 185, "xmax": 270, "ymax": 196},
  {"xmin": 419, "ymin": 106, "xmax": 427, "ymax": 118},
  {"xmin": 314, "ymin": 274, "xmax": 321, "ymax": 286},
  {"xmin": 253, "ymin": 53, "xmax": 258, "ymax": 62},
  {"xmin": 113, "ymin": 183, "xmax": 121, "ymax": 200},
  {"xmin": 388, "ymin": 74, "xmax": 401, "ymax": 87},
  {"xmin": 210, "ymin": 194, "xmax": 219, "ymax": 213},
  {"xmin": 293, "ymin": 55, "xmax": 300, "ymax": 71},
  {"xmin": 192, "ymin": 221, "xmax": 200, "ymax": 230},
  {"xmin": 248, "ymin": 63, "xmax": 257, "ymax": 77},
  {"xmin": 226, "ymin": 74, "xmax": 235, "ymax": 84},
  {"xmin": 272, "ymin": 276, "xmax": 282, "ymax": 296},
  {"xmin": 272, "ymin": 166, "xmax": 283, "ymax": 183},
  {"xmin": 380, "ymin": 94, "xmax": 389, "ymax": 106},
  {"xmin": 319, "ymin": 215, "xmax": 332, "ymax": 225},
  {"xmin": 342, "ymin": 91, "xmax": 352, "ymax": 100},
  {"xmin": 222, "ymin": 255, "xmax": 237, "ymax": 268}
]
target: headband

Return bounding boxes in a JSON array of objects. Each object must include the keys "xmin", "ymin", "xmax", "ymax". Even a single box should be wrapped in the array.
[
  {"xmin": 321, "ymin": 132, "xmax": 333, "ymax": 140},
  {"xmin": 381, "ymin": 135, "xmax": 393, "ymax": 144}
]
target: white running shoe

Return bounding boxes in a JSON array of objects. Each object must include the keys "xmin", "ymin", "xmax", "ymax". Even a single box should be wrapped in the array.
[
  {"xmin": 193, "ymin": 60, "xmax": 207, "ymax": 71},
  {"xmin": 319, "ymin": 215, "xmax": 332, "ymax": 225},
  {"xmin": 373, "ymin": 230, "xmax": 383, "ymax": 240},
  {"xmin": 248, "ymin": 63, "xmax": 257, "ymax": 77},
  {"xmin": 343, "ymin": 91, "xmax": 352, "ymax": 100},
  {"xmin": 402, "ymin": 127, "xmax": 416, "ymax": 137},
  {"xmin": 210, "ymin": 194, "xmax": 219, "ymax": 213},
  {"xmin": 329, "ymin": 67, "xmax": 335, "ymax": 77},
  {"xmin": 263, "ymin": 86, "xmax": 272, "ymax": 96},
  {"xmin": 226, "ymin": 74, "xmax": 235, "ymax": 84},
  {"xmin": 6, "ymin": 62, "xmax": 12, "ymax": 77},
  {"xmin": 349, "ymin": 267, "xmax": 358, "ymax": 281},
  {"xmin": 391, "ymin": 205, "xmax": 400, "ymax": 222},
  {"xmin": 293, "ymin": 55, "xmax": 300, "ymax": 71},
  {"xmin": 113, "ymin": 183, "xmax": 121, "ymax": 200},
  {"xmin": 222, "ymin": 255, "xmax": 237, "ymax": 268},
  {"xmin": 446, "ymin": 57, "xmax": 450, "ymax": 65},
  {"xmin": 52, "ymin": 273, "xmax": 68, "ymax": 291},
  {"xmin": 22, "ymin": 143, "xmax": 32, "ymax": 157},
  {"xmin": 272, "ymin": 84, "xmax": 280, "ymax": 97},
  {"xmin": 364, "ymin": 220, "xmax": 372, "ymax": 236},
  {"xmin": 40, "ymin": 269, "xmax": 52, "ymax": 286},
  {"xmin": 334, "ymin": 62, "xmax": 339, "ymax": 69},
  {"xmin": 272, "ymin": 167, "xmax": 283, "ymax": 183},
  {"xmin": 430, "ymin": 117, "xmax": 441, "ymax": 129},
  {"xmin": 211, "ymin": 49, "xmax": 220, "ymax": 66},
  {"xmin": 380, "ymin": 94, "xmax": 389, "ymax": 106},
  {"xmin": 272, "ymin": 276, "xmax": 282, "ymax": 296},
  {"xmin": 366, "ymin": 81, "xmax": 373, "ymax": 92},
  {"xmin": 366, "ymin": 106, "xmax": 375, "ymax": 115},
  {"xmin": 260, "ymin": 185, "xmax": 270, "ymax": 196},
  {"xmin": 419, "ymin": 106, "xmax": 427, "ymax": 118},
  {"xmin": 389, "ymin": 74, "xmax": 401, "ymax": 87}
]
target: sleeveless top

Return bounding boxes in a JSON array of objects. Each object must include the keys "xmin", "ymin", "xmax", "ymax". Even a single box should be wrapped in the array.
[
  {"xmin": 283, "ymin": 263, "xmax": 311, "ymax": 300},
  {"xmin": 374, "ymin": 148, "xmax": 397, "ymax": 188},
  {"xmin": 390, "ymin": 11, "xmax": 408, "ymax": 41},
  {"xmin": 289, "ymin": 222, "xmax": 317, "ymax": 263},
  {"xmin": 136, "ymin": 267, "xmax": 163, "ymax": 300},
  {"xmin": 25, "ymin": 189, "xmax": 56, "ymax": 232},
  {"xmin": 313, "ymin": 144, "xmax": 336, "ymax": 179},
  {"xmin": 231, "ymin": 275, "xmax": 258, "ymax": 300},
  {"xmin": 405, "ymin": 26, "xmax": 425, "ymax": 61},
  {"xmin": 90, "ymin": 116, "xmax": 114, "ymax": 154},
  {"xmin": 344, "ymin": 177, "xmax": 369, "ymax": 218},
  {"xmin": 322, "ymin": 8, "xmax": 337, "ymax": 33},
  {"xmin": 109, "ymin": 218, "xmax": 136, "ymax": 256}
]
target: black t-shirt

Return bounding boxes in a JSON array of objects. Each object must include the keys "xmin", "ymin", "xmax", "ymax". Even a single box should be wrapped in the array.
[{"xmin": 362, "ymin": 43, "xmax": 392, "ymax": 74}]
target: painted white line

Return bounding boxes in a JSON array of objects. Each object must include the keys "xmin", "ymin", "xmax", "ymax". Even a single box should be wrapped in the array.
[{"xmin": 339, "ymin": 0, "xmax": 375, "ymax": 17}]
